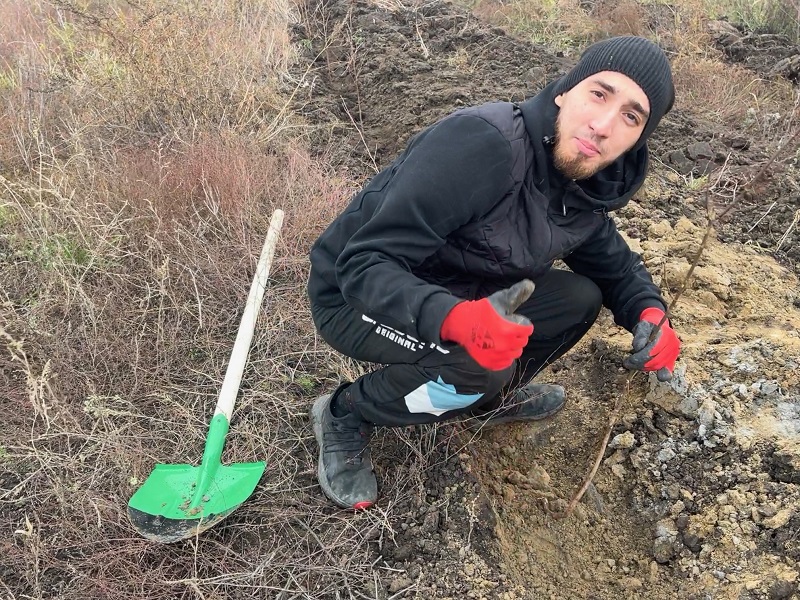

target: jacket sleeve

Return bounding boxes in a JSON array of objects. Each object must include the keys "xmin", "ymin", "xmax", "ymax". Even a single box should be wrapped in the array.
[
  {"xmin": 335, "ymin": 114, "xmax": 513, "ymax": 343},
  {"xmin": 564, "ymin": 217, "xmax": 666, "ymax": 331}
]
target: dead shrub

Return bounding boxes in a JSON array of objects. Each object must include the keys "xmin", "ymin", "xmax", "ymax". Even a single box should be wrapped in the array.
[
  {"xmin": 115, "ymin": 134, "xmax": 284, "ymax": 225},
  {"xmin": 0, "ymin": 0, "xmax": 298, "ymax": 175},
  {"xmin": 672, "ymin": 53, "xmax": 797, "ymax": 131},
  {"xmin": 719, "ymin": 0, "xmax": 800, "ymax": 42},
  {"xmin": 470, "ymin": 0, "xmax": 599, "ymax": 53},
  {"xmin": 763, "ymin": 0, "xmax": 800, "ymax": 41},
  {"xmin": 0, "ymin": 2, "xmax": 382, "ymax": 593},
  {"xmin": 589, "ymin": 0, "xmax": 648, "ymax": 39}
]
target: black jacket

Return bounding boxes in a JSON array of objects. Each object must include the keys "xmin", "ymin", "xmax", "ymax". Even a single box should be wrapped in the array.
[{"xmin": 308, "ymin": 80, "xmax": 666, "ymax": 344}]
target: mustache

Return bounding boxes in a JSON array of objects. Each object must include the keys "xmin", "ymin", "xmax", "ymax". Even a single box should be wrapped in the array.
[
  {"xmin": 554, "ymin": 130, "xmax": 604, "ymax": 151},
  {"xmin": 553, "ymin": 120, "xmax": 605, "ymax": 151}
]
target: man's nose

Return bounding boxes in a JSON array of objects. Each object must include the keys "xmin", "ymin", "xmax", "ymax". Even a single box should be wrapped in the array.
[{"xmin": 589, "ymin": 110, "xmax": 614, "ymax": 138}]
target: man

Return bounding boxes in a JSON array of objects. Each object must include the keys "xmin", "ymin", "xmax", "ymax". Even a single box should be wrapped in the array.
[{"xmin": 307, "ymin": 36, "xmax": 682, "ymax": 510}]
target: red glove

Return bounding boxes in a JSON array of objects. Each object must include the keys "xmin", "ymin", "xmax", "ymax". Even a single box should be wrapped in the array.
[
  {"xmin": 440, "ymin": 280, "xmax": 534, "ymax": 371},
  {"xmin": 623, "ymin": 307, "xmax": 681, "ymax": 382}
]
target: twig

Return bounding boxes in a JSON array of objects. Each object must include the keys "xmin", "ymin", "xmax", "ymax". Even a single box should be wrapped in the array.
[
  {"xmin": 415, "ymin": 19, "xmax": 430, "ymax": 59},
  {"xmin": 776, "ymin": 209, "xmax": 800, "ymax": 251},
  {"xmin": 747, "ymin": 201, "xmax": 776, "ymax": 232},
  {"xmin": 340, "ymin": 98, "xmax": 379, "ymax": 173},
  {"xmin": 553, "ymin": 378, "xmax": 632, "ymax": 519}
]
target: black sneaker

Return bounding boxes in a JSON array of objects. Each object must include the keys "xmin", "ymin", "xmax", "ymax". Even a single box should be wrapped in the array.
[
  {"xmin": 469, "ymin": 383, "xmax": 566, "ymax": 430},
  {"xmin": 310, "ymin": 393, "xmax": 377, "ymax": 510}
]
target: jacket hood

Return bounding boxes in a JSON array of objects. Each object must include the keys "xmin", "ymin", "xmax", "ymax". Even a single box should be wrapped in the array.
[{"xmin": 518, "ymin": 79, "xmax": 649, "ymax": 213}]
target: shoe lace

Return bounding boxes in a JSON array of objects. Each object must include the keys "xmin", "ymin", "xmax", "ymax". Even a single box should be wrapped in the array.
[{"xmin": 324, "ymin": 420, "xmax": 373, "ymax": 465}]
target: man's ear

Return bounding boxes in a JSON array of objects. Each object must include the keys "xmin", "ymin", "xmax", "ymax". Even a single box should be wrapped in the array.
[{"xmin": 554, "ymin": 93, "xmax": 564, "ymax": 108}]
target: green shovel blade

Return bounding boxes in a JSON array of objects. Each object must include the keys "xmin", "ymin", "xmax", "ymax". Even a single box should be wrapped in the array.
[{"xmin": 127, "ymin": 414, "xmax": 265, "ymax": 543}]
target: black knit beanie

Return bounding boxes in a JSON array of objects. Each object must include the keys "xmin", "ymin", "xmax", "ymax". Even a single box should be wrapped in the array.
[{"xmin": 553, "ymin": 36, "xmax": 675, "ymax": 149}]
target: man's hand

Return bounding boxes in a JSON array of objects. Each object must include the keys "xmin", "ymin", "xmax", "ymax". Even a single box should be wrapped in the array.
[
  {"xmin": 623, "ymin": 307, "xmax": 681, "ymax": 382},
  {"xmin": 440, "ymin": 280, "xmax": 535, "ymax": 371}
]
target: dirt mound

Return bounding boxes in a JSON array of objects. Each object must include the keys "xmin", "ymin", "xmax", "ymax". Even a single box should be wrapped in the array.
[
  {"xmin": 709, "ymin": 19, "xmax": 800, "ymax": 83},
  {"xmin": 293, "ymin": 0, "xmax": 571, "ymax": 174},
  {"xmin": 293, "ymin": 0, "xmax": 800, "ymax": 598}
]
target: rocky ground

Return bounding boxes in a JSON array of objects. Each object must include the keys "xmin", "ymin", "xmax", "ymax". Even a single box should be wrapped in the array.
[{"xmin": 291, "ymin": 0, "xmax": 800, "ymax": 598}]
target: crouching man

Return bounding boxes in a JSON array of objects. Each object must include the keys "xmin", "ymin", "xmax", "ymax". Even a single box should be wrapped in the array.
[{"xmin": 307, "ymin": 36, "xmax": 681, "ymax": 509}]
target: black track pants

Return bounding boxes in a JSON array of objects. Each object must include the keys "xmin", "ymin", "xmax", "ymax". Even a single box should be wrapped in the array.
[{"xmin": 310, "ymin": 270, "xmax": 603, "ymax": 427}]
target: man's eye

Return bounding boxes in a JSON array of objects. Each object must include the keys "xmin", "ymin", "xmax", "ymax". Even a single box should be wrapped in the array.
[
  {"xmin": 591, "ymin": 90, "xmax": 604, "ymax": 98},
  {"xmin": 625, "ymin": 113, "xmax": 640, "ymax": 125}
]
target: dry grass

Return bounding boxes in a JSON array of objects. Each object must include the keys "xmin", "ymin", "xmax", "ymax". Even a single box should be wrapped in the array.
[
  {"xmin": 672, "ymin": 53, "xmax": 798, "ymax": 132},
  {"xmin": 713, "ymin": 0, "xmax": 800, "ymax": 42},
  {"xmin": 467, "ymin": 0, "xmax": 598, "ymax": 53},
  {"xmin": 0, "ymin": 1, "xmax": 425, "ymax": 598}
]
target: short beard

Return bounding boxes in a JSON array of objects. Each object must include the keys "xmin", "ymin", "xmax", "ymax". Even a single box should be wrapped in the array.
[
  {"xmin": 553, "ymin": 143, "xmax": 600, "ymax": 180},
  {"xmin": 552, "ymin": 119, "xmax": 613, "ymax": 181}
]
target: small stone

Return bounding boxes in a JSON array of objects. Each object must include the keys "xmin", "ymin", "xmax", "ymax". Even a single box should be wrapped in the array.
[
  {"xmin": 609, "ymin": 431, "xmax": 636, "ymax": 449},
  {"xmin": 645, "ymin": 367, "xmax": 697, "ymax": 418},
  {"xmin": 686, "ymin": 141, "xmax": 714, "ymax": 160},
  {"xmin": 422, "ymin": 510, "xmax": 440, "ymax": 533},
  {"xmin": 506, "ymin": 471, "xmax": 528, "ymax": 486},
  {"xmin": 658, "ymin": 448, "xmax": 677, "ymax": 463},
  {"xmin": 655, "ymin": 519, "xmax": 678, "ymax": 539},
  {"xmin": 760, "ymin": 504, "xmax": 778, "ymax": 518},
  {"xmin": 621, "ymin": 577, "xmax": 643, "ymax": 590},
  {"xmin": 653, "ymin": 537, "xmax": 676, "ymax": 564},
  {"xmin": 666, "ymin": 150, "xmax": 693, "ymax": 174},
  {"xmin": 684, "ymin": 530, "xmax": 703, "ymax": 552},
  {"xmin": 648, "ymin": 220, "xmax": 673, "ymax": 238},
  {"xmin": 527, "ymin": 465, "xmax": 551, "ymax": 490},
  {"xmin": 604, "ymin": 449, "xmax": 627, "ymax": 466},
  {"xmin": 393, "ymin": 544, "xmax": 413, "ymax": 560},
  {"xmin": 697, "ymin": 398, "xmax": 716, "ymax": 428},
  {"xmin": 761, "ymin": 381, "xmax": 780, "ymax": 396},
  {"xmin": 573, "ymin": 504, "xmax": 587, "ymax": 522},
  {"xmin": 746, "ymin": 580, "xmax": 761, "ymax": 590},
  {"xmin": 389, "ymin": 578, "xmax": 413, "ymax": 593},
  {"xmin": 764, "ymin": 509, "xmax": 793, "ymax": 530},
  {"xmin": 770, "ymin": 579, "xmax": 797, "ymax": 600},
  {"xmin": 649, "ymin": 561, "xmax": 660, "ymax": 581}
]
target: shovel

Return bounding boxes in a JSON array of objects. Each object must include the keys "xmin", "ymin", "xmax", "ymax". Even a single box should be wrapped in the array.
[{"xmin": 128, "ymin": 209, "xmax": 284, "ymax": 543}]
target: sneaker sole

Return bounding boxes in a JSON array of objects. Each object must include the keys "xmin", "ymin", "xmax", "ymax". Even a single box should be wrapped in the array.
[{"xmin": 310, "ymin": 396, "xmax": 374, "ymax": 511}]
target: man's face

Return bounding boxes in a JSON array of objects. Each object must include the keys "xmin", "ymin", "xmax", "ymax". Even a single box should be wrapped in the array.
[{"xmin": 553, "ymin": 70, "xmax": 649, "ymax": 180}]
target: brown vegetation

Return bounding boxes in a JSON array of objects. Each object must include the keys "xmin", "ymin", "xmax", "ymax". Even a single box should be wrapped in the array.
[{"xmin": 2, "ymin": 0, "xmax": 800, "ymax": 598}]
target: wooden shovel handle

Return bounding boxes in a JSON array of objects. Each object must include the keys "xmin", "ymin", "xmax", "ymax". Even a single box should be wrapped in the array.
[{"xmin": 215, "ymin": 209, "xmax": 285, "ymax": 419}]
